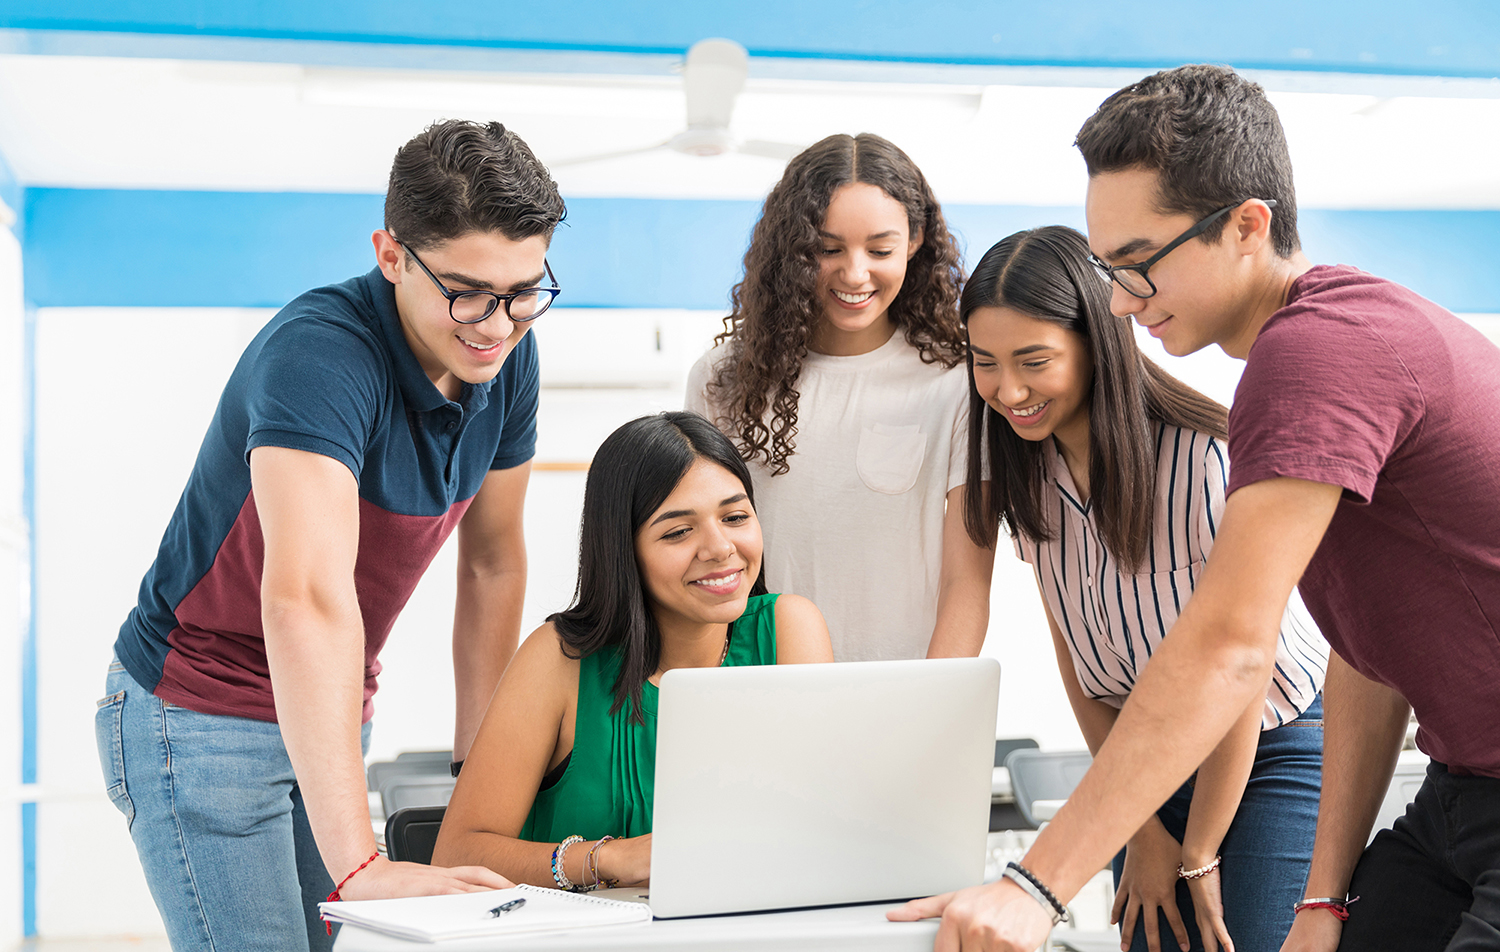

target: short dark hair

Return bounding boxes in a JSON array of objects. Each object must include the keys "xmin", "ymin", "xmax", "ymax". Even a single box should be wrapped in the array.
[
  {"xmin": 960, "ymin": 226, "xmax": 1228, "ymax": 571},
  {"xmin": 1075, "ymin": 64, "xmax": 1299, "ymax": 257},
  {"xmin": 384, "ymin": 120, "xmax": 566, "ymax": 250},
  {"xmin": 550, "ymin": 412, "xmax": 768, "ymax": 722}
]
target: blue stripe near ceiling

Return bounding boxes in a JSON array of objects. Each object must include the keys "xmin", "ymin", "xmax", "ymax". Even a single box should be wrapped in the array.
[
  {"xmin": 0, "ymin": 149, "xmax": 20, "ymax": 234},
  {"xmin": 20, "ymin": 189, "xmax": 1500, "ymax": 314},
  {"xmin": 2, "ymin": 1, "xmax": 1498, "ymax": 78}
]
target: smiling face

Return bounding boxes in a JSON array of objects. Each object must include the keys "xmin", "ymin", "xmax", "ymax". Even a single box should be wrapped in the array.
[
  {"xmin": 634, "ymin": 458, "xmax": 764, "ymax": 633},
  {"xmin": 1085, "ymin": 167, "xmax": 1255, "ymax": 358},
  {"xmin": 374, "ymin": 228, "xmax": 550, "ymax": 401},
  {"xmin": 811, "ymin": 182, "xmax": 923, "ymax": 356},
  {"xmin": 967, "ymin": 305, "xmax": 1095, "ymax": 455}
]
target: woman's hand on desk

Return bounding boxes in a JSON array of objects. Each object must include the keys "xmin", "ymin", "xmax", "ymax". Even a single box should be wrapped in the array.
[
  {"xmin": 597, "ymin": 833, "xmax": 652, "ymax": 887},
  {"xmin": 1113, "ymin": 817, "xmax": 1190, "ymax": 952},
  {"xmin": 337, "ymin": 856, "xmax": 513, "ymax": 901},
  {"xmin": 886, "ymin": 879, "xmax": 1052, "ymax": 951}
]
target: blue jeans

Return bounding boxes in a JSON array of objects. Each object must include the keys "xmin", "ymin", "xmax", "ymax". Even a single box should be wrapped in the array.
[
  {"xmin": 1113, "ymin": 696, "xmax": 1323, "ymax": 952},
  {"xmin": 95, "ymin": 657, "xmax": 372, "ymax": 951}
]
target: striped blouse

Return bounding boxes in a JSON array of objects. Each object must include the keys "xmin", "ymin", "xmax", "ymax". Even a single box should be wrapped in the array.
[{"xmin": 1015, "ymin": 422, "xmax": 1329, "ymax": 729}]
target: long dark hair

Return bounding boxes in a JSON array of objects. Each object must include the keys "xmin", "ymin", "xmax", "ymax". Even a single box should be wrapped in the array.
[
  {"xmin": 707, "ymin": 133, "xmax": 966, "ymax": 475},
  {"xmin": 550, "ymin": 411, "xmax": 768, "ymax": 721},
  {"xmin": 961, "ymin": 226, "xmax": 1228, "ymax": 571}
]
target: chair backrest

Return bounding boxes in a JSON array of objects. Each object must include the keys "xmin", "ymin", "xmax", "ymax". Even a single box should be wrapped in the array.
[
  {"xmin": 1005, "ymin": 749, "xmax": 1093, "ymax": 829},
  {"xmin": 1369, "ymin": 760, "xmax": 1428, "ymax": 845},
  {"xmin": 994, "ymin": 737, "xmax": 1040, "ymax": 768},
  {"xmin": 394, "ymin": 749, "xmax": 453, "ymax": 765},
  {"xmin": 385, "ymin": 806, "xmax": 447, "ymax": 865},
  {"xmin": 380, "ymin": 776, "xmax": 456, "ymax": 817},
  {"xmin": 366, "ymin": 757, "xmax": 450, "ymax": 793}
]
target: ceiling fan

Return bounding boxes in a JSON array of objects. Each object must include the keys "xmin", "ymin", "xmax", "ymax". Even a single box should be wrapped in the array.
[{"xmin": 551, "ymin": 38, "xmax": 805, "ymax": 167}]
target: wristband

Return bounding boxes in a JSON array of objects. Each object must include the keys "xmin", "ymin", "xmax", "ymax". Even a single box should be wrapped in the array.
[
  {"xmin": 1294, "ymin": 896, "xmax": 1358, "ymax": 921},
  {"xmin": 1177, "ymin": 855, "xmax": 1222, "ymax": 880},
  {"xmin": 1001, "ymin": 861, "xmax": 1070, "ymax": 925}
]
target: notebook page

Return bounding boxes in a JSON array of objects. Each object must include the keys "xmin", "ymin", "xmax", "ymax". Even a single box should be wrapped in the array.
[{"xmin": 320, "ymin": 884, "xmax": 652, "ymax": 942}]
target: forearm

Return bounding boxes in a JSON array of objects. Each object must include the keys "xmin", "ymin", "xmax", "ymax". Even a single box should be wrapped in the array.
[
  {"xmin": 1181, "ymin": 696, "xmax": 1264, "ymax": 867},
  {"xmin": 452, "ymin": 565, "xmax": 526, "ymax": 760},
  {"xmin": 927, "ymin": 485, "xmax": 996, "ymax": 659},
  {"xmin": 926, "ymin": 579, "xmax": 991, "ymax": 658},
  {"xmin": 1021, "ymin": 620, "xmax": 1276, "ymax": 900},
  {"xmin": 263, "ymin": 599, "xmax": 377, "ymax": 881},
  {"xmin": 435, "ymin": 831, "xmax": 573, "ymax": 888},
  {"xmin": 1302, "ymin": 653, "xmax": 1410, "ymax": 900}
]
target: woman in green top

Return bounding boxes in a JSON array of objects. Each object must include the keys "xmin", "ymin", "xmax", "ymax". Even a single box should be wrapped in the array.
[{"xmin": 434, "ymin": 412, "xmax": 834, "ymax": 889}]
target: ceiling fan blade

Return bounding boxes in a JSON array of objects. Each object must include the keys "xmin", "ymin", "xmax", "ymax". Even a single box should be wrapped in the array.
[
  {"xmin": 737, "ymin": 139, "xmax": 806, "ymax": 162},
  {"xmin": 682, "ymin": 38, "xmax": 748, "ymax": 131},
  {"xmin": 549, "ymin": 141, "xmax": 670, "ymax": 168}
]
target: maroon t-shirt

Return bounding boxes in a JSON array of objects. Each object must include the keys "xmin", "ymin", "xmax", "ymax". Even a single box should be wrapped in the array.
[{"xmin": 1228, "ymin": 264, "xmax": 1500, "ymax": 777}]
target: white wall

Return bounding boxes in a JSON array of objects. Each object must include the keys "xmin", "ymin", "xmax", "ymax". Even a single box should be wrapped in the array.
[{"xmin": 0, "ymin": 216, "xmax": 26, "ymax": 950}]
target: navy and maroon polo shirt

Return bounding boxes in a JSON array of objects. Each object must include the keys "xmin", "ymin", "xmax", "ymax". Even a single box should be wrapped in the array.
[{"xmin": 114, "ymin": 267, "xmax": 539, "ymax": 723}]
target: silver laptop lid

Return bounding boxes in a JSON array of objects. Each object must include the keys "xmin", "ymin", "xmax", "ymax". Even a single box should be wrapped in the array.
[{"xmin": 650, "ymin": 657, "xmax": 1000, "ymax": 918}]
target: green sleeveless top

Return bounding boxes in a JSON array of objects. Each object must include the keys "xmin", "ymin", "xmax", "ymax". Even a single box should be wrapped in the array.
[{"xmin": 520, "ymin": 593, "xmax": 780, "ymax": 842}]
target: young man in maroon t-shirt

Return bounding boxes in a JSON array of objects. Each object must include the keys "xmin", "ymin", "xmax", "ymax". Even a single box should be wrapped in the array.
[{"xmin": 891, "ymin": 65, "xmax": 1500, "ymax": 952}]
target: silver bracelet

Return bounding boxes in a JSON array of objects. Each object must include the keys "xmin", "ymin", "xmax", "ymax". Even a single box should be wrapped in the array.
[{"xmin": 1000, "ymin": 863, "xmax": 1070, "ymax": 925}]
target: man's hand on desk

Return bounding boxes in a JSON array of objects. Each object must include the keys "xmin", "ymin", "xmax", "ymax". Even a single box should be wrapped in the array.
[
  {"xmin": 887, "ymin": 878, "xmax": 1052, "ymax": 951},
  {"xmin": 337, "ymin": 856, "xmax": 512, "ymax": 901}
]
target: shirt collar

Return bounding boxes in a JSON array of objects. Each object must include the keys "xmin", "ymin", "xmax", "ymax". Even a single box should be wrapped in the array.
[{"xmin": 362, "ymin": 267, "xmax": 496, "ymax": 413}]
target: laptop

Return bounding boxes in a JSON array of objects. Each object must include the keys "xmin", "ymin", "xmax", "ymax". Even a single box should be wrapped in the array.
[{"xmin": 648, "ymin": 657, "xmax": 1000, "ymax": 918}]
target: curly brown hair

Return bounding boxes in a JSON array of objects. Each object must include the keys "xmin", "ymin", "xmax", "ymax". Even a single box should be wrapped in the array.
[{"xmin": 705, "ymin": 133, "xmax": 966, "ymax": 475}]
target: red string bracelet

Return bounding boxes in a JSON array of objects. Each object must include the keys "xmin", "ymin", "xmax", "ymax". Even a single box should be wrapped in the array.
[
  {"xmin": 323, "ymin": 852, "xmax": 380, "ymax": 935},
  {"xmin": 1293, "ymin": 896, "xmax": 1358, "ymax": 921}
]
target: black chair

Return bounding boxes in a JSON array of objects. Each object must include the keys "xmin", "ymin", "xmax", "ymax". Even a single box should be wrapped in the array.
[{"xmin": 385, "ymin": 806, "xmax": 448, "ymax": 864}]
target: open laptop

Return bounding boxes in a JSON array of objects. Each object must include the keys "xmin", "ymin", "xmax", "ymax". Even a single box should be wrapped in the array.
[{"xmin": 648, "ymin": 657, "xmax": 1000, "ymax": 918}]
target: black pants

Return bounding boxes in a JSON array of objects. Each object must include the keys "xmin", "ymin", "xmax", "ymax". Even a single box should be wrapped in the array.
[{"xmin": 1339, "ymin": 762, "xmax": 1500, "ymax": 951}]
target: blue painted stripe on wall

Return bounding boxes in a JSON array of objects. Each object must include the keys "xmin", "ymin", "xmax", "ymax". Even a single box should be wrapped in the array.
[
  {"xmin": 2, "ymin": 1, "xmax": 1499, "ymax": 78},
  {"xmin": 22, "ymin": 802, "xmax": 35, "ymax": 935},
  {"xmin": 20, "ymin": 188, "xmax": 1500, "ymax": 313},
  {"xmin": 21, "ymin": 304, "xmax": 36, "ymax": 791}
]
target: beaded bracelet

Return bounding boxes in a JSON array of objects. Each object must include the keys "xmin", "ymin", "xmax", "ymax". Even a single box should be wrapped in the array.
[
  {"xmin": 1294, "ymin": 896, "xmax": 1359, "ymax": 921},
  {"xmin": 1002, "ymin": 861, "xmax": 1070, "ymax": 925},
  {"xmin": 1178, "ymin": 855, "xmax": 1222, "ymax": 880},
  {"xmin": 552, "ymin": 835, "xmax": 585, "ymax": 891},
  {"xmin": 586, "ymin": 836, "xmax": 618, "ymax": 891}
]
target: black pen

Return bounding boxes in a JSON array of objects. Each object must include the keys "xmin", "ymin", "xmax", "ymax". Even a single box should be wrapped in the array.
[{"xmin": 487, "ymin": 897, "xmax": 526, "ymax": 918}]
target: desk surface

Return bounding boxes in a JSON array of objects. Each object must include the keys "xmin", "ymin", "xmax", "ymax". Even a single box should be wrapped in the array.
[{"xmin": 333, "ymin": 895, "xmax": 940, "ymax": 952}]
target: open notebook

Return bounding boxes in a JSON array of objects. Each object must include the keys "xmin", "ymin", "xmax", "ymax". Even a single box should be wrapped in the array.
[{"xmin": 319, "ymin": 884, "xmax": 651, "ymax": 942}]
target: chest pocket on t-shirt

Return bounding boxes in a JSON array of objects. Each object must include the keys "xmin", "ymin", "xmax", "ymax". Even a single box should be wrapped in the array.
[{"xmin": 856, "ymin": 423, "xmax": 927, "ymax": 494}]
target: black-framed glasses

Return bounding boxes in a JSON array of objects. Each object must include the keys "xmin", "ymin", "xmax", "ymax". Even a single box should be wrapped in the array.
[
  {"xmin": 1088, "ymin": 199, "xmax": 1277, "ymax": 299},
  {"xmin": 397, "ymin": 239, "xmax": 561, "ymax": 324}
]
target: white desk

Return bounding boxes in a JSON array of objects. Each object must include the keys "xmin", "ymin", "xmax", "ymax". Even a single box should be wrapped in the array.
[{"xmin": 333, "ymin": 896, "xmax": 939, "ymax": 952}]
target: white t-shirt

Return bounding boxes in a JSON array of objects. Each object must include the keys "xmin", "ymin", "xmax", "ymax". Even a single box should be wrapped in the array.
[{"xmin": 685, "ymin": 331, "xmax": 970, "ymax": 661}]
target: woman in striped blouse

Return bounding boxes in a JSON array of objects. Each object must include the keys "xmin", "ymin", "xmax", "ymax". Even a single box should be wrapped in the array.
[{"xmin": 961, "ymin": 226, "xmax": 1328, "ymax": 952}]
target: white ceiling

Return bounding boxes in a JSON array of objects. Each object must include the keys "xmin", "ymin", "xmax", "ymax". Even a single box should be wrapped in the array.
[{"xmin": 1, "ymin": 53, "xmax": 1498, "ymax": 207}]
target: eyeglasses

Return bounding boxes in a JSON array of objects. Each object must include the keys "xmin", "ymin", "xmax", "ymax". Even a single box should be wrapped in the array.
[
  {"xmin": 1088, "ymin": 199, "xmax": 1277, "ymax": 299},
  {"xmin": 397, "ymin": 239, "xmax": 561, "ymax": 324}
]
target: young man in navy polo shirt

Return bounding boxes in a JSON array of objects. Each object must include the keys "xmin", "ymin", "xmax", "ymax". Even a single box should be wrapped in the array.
[
  {"xmin": 97, "ymin": 119, "xmax": 564, "ymax": 949},
  {"xmin": 893, "ymin": 65, "xmax": 1500, "ymax": 951}
]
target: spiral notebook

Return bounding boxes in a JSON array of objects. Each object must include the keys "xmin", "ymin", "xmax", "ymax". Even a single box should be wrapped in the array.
[{"xmin": 319, "ymin": 884, "xmax": 652, "ymax": 942}]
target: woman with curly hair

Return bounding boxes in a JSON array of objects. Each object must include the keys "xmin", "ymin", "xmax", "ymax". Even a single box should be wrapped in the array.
[{"xmin": 685, "ymin": 133, "xmax": 995, "ymax": 661}]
